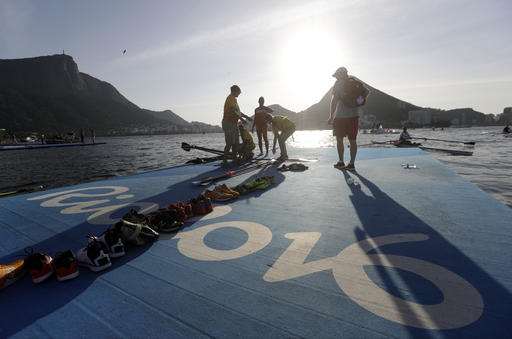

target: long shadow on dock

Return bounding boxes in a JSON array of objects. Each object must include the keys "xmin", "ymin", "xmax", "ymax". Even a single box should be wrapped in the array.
[{"xmin": 341, "ymin": 170, "xmax": 512, "ymax": 337}]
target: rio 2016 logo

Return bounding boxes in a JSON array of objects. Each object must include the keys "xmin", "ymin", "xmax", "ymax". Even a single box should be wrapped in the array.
[{"xmin": 29, "ymin": 186, "xmax": 484, "ymax": 330}]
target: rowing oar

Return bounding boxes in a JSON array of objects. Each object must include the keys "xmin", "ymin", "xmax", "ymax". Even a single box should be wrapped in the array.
[
  {"xmin": 192, "ymin": 159, "xmax": 275, "ymax": 186},
  {"xmin": 181, "ymin": 142, "xmax": 226, "ymax": 156},
  {"xmin": 411, "ymin": 137, "xmax": 475, "ymax": 145}
]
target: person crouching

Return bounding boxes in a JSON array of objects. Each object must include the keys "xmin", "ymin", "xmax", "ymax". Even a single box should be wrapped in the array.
[
  {"xmin": 238, "ymin": 122, "xmax": 256, "ymax": 161},
  {"xmin": 265, "ymin": 113, "xmax": 295, "ymax": 161}
]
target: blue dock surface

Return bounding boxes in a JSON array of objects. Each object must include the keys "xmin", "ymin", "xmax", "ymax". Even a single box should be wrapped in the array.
[{"xmin": 1, "ymin": 147, "xmax": 512, "ymax": 338}]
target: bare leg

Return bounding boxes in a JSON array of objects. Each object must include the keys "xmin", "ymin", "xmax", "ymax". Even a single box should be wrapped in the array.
[
  {"xmin": 336, "ymin": 136, "xmax": 344, "ymax": 162},
  {"xmin": 263, "ymin": 130, "xmax": 269, "ymax": 154},
  {"xmin": 257, "ymin": 129, "xmax": 263, "ymax": 153},
  {"xmin": 348, "ymin": 139, "xmax": 357, "ymax": 165},
  {"xmin": 223, "ymin": 144, "xmax": 231, "ymax": 164}
]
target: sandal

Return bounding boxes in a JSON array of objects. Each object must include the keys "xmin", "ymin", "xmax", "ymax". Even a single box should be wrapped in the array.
[
  {"xmin": 344, "ymin": 163, "xmax": 355, "ymax": 171},
  {"xmin": 333, "ymin": 161, "xmax": 345, "ymax": 168}
]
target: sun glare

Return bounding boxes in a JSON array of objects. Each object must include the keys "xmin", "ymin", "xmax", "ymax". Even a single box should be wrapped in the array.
[{"xmin": 278, "ymin": 26, "xmax": 345, "ymax": 108}]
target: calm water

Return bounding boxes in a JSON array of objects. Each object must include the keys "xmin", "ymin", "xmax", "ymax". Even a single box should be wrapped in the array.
[{"xmin": 1, "ymin": 127, "xmax": 511, "ymax": 207}]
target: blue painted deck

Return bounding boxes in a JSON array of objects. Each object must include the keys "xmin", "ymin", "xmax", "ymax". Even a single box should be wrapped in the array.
[{"xmin": 1, "ymin": 147, "xmax": 512, "ymax": 338}]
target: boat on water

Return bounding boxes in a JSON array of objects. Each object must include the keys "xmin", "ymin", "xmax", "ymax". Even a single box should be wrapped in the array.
[
  {"xmin": 1, "ymin": 147, "xmax": 511, "ymax": 338},
  {"xmin": 371, "ymin": 140, "xmax": 472, "ymax": 155},
  {"xmin": 0, "ymin": 142, "xmax": 106, "ymax": 151}
]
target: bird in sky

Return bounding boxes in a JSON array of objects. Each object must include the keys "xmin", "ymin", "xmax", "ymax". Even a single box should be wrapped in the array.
[{"xmin": 123, "ymin": 49, "xmax": 126, "ymax": 54}]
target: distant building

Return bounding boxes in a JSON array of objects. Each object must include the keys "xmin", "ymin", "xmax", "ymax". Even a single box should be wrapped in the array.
[
  {"xmin": 408, "ymin": 109, "xmax": 434, "ymax": 125},
  {"xmin": 484, "ymin": 114, "xmax": 497, "ymax": 124},
  {"xmin": 359, "ymin": 114, "xmax": 377, "ymax": 128}
]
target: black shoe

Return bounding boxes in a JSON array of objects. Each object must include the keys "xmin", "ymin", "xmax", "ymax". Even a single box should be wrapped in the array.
[
  {"xmin": 140, "ymin": 224, "xmax": 159, "ymax": 242},
  {"xmin": 122, "ymin": 208, "xmax": 146, "ymax": 224}
]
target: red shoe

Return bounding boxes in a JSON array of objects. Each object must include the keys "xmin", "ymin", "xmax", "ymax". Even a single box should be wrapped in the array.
[
  {"xmin": 24, "ymin": 248, "xmax": 54, "ymax": 284},
  {"xmin": 191, "ymin": 198, "xmax": 207, "ymax": 215},
  {"xmin": 204, "ymin": 196, "xmax": 213, "ymax": 213},
  {"xmin": 334, "ymin": 161, "xmax": 345, "ymax": 168},
  {"xmin": 168, "ymin": 204, "xmax": 186, "ymax": 222},
  {"xmin": 53, "ymin": 250, "xmax": 80, "ymax": 282},
  {"xmin": 181, "ymin": 202, "xmax": 194, "ymax": 218}
]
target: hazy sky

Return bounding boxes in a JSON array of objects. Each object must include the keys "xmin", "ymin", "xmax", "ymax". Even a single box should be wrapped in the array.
[{"xmin": 1, "ymin": 0, "xmax": 511, "ymax": 125}]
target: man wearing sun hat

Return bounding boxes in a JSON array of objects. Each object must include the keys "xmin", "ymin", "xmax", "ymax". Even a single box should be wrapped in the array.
[{"xmin": 328, "ymin": 67, "xmax": 364, "ymax": 170}]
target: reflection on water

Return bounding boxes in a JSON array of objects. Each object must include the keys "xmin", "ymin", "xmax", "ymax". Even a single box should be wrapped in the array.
[
  {"xmin": 289, "ymin": 130, "xmax": 336, "ymax": 148},
  {"xmin": 1, "ymin": 127, "xmax": 511, "ymax": 208}
]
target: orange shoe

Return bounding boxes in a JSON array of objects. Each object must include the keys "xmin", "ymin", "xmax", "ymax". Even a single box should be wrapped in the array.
[
  {"xmin": 204, "ymin": 187, "xmax": 234, "ymax": 202},
  {"xmin": 1, "ymin": 259, "xmax": 26, "ymax": 290},
  {"xmin": 219, "ymin": 184, "xmax": 240, "ymax": 196}
]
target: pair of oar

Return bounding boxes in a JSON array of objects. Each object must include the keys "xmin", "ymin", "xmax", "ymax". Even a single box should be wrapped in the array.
[
  {"xmin": 181, "ymin": 142, "xmax": 281, "ymax": 157},
  {"xmin": 410, "ymin": 137, "xmax": 475, "ymax": 145},
  {"xmin": 192, "ymin": 159, "xmax": 275, "ymax": 186}
]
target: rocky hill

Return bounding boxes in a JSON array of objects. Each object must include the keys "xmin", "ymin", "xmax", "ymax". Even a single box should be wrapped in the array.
[
  {"xmin": 267, "ymin": 78, "xmax": 491, "ymax": 129},
  {"xmin": 0, "ymin": 54, "xmax": 221, "ymax": 135},
  {"xmin": 292, "ymin": 80, "xmax": 421, "ymax": 129}
]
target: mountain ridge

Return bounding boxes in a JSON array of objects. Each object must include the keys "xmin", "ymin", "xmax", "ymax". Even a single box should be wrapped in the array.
[{"xmin": 0, "ymin": 54, "xmax": 221, "ymax": 135}]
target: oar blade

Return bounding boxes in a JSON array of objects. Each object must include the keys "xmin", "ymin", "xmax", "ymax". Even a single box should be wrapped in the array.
[{"xmin": 181, "ymin": 142, "xmax": 192, "ymax": 151}]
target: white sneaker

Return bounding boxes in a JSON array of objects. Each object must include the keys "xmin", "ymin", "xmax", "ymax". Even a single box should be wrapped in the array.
[
  {"xmin": 77, "ymin": 238, "xmax": 111, "ymax": 272},
  {"xmin": 90, "ymin": 228, "xmax": 125, "ymax": 258}
]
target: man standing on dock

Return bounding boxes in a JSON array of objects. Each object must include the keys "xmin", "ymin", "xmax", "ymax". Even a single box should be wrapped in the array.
[
  {"xmin": 222, "ymin": 85, "xmax": 244, "ymax": 167},
  {"xmin": 328, "ymin": 67, "xmax": 367, "ymax": 170}
]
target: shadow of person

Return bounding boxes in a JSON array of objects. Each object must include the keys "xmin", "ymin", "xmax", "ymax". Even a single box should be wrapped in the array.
[{"xmin": 336, "ymin": 170, "xmax": 512, "ymax": 336}]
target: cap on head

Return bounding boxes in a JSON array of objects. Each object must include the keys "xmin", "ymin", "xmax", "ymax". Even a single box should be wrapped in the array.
[
  {"xmin": 332, "ymin": 67, "xmax": 348, "ymax": 77},
  {"xmin": 230, "ymin": 85, "xmax": 241, "ymax": 94}
]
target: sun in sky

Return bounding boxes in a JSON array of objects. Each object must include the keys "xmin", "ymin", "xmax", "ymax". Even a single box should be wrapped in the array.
[{"xmin": 277, "ymin": 25, "xmax": 346, "ymax": 109}]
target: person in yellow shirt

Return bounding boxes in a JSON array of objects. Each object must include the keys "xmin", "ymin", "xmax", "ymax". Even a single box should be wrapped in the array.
[
  {"xmin": 238, "ymin": 122, "xmax": 255, "ymax": 161},
  {"xmin": 265, "ymin": 113, "xmax": 295, "ymax": 160},
  {"xmin": 222, "ymin": 85, "xmax": 244, "ymax": 167}
]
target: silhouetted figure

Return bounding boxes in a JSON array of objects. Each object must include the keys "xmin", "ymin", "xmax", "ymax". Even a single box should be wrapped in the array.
[
  {"xmin": 400, "ymin": 126, "xmax": 412, "ymax": 141},
  {"xmin": 252, "ymin": 96, "xmax": 272, "ymax": 155},
  {"xmin": 80, "ymin": 128, "xmax": 85, "ymax": 143},
  {"xmin": 266, "ymin": 113, "xmax": 295, "ymax": 160},
  {"xmin": 238, "ymin": 122, "xmax": 255, "ymax": 161},
  {"xmin": 222, "ymin": 85, "xmax": 243, "ymax": 167},
  {"xmin": 504, "ymin": 124, "xmax": 511, "ymax": 134},
  {"xmin": 328, "ymin": 67, "xmax": 369, "ymax": 170}
]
